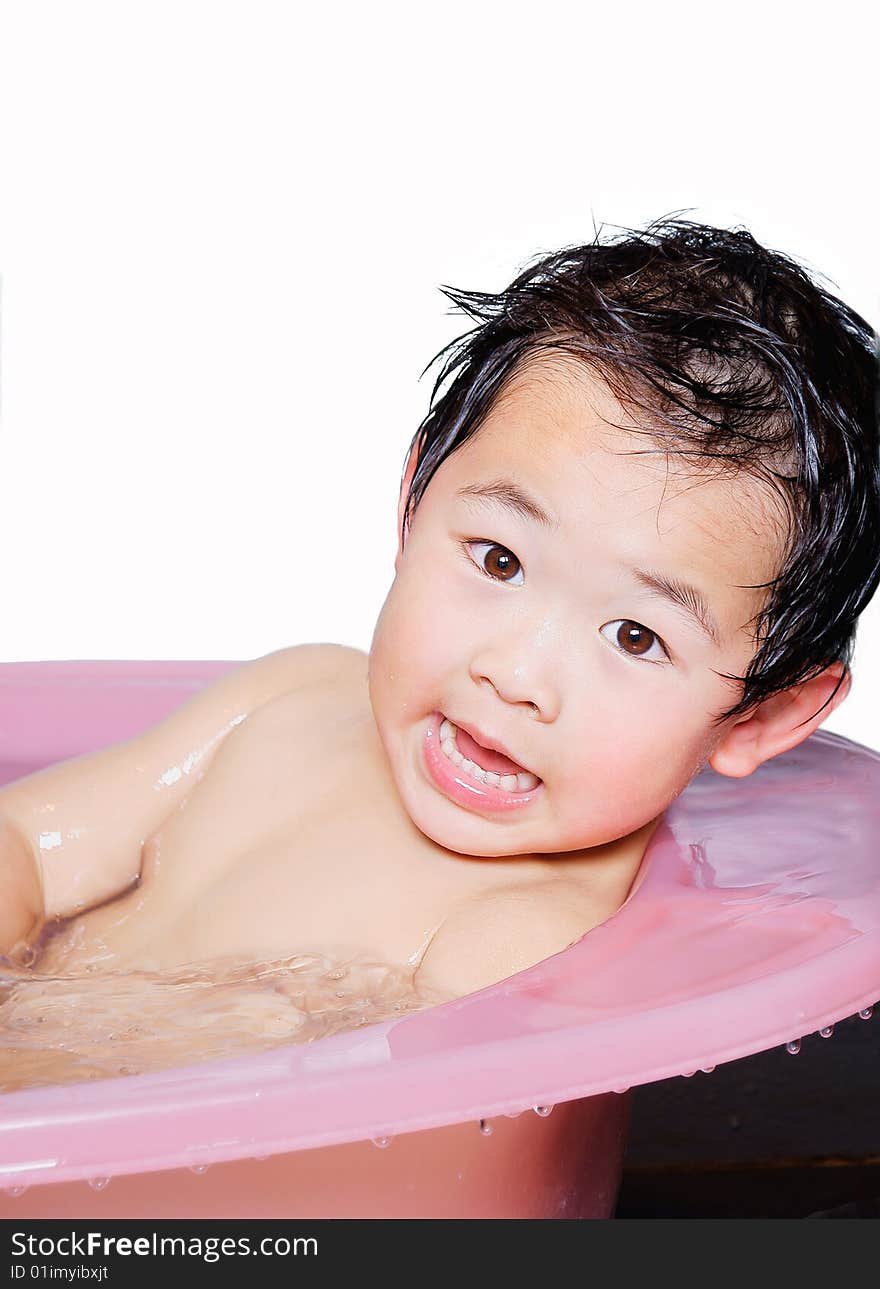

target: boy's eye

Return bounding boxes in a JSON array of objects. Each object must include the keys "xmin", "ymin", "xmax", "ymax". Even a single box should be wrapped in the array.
[
  {"xmin": 463, "ymin": 541, "xmax": 524, "ymax": 585},
  {"xmin": 600, "ymin": 620, "xmax": 669, "ymax": 665}
]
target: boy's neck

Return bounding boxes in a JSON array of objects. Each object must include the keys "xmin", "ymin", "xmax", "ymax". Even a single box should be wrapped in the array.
[{"xmin": 527, "ymin": 813, "xmax": 663, "ymax": 897}]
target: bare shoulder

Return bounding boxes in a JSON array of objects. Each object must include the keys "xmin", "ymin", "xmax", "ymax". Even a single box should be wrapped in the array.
[
  {"xmin": 414, "ymin": 880, "xmax": 609, "ymax": 1001},
  {"xmin": 157, "ymin": 642, "xmax": 368, "ymax": 732},
  {"xmin": 246, "ymin": 642, "xmax": 368, "ymax": 695},
  {"xmin": 215, "ymin": 643, "xmax": 369, "ymax": 745}
]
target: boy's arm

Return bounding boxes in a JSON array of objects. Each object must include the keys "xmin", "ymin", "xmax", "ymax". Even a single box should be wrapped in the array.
[
  {"xmin": 0, "ymin": 643, "xmax": 362, "ymax": 957},
  {"xmin": 0, "ymin": 813, "xmax": 44, "ymax": 962}
]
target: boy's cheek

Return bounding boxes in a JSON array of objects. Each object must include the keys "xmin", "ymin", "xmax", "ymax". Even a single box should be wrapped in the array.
[
  {"xmin": 369, "ymin": 580, "xmax": 452, "ymax": 706},
  {"xmin": 569, "ymin": 718, "xmax": 707, "ymax": 808},
  {"xmin": 377, "ymin": 574, "xmax": 463, "ymax": 661}
]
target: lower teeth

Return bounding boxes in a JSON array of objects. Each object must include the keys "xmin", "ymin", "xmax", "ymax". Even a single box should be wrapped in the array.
[{"xmin": 438, "ymin": 718, "xmax": 540, "ymax": 793}]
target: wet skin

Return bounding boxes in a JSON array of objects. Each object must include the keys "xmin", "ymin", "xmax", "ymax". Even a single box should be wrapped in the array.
[{"xmin": 3, "ymin": 354, "xmax": 850, "ymax": 1012}]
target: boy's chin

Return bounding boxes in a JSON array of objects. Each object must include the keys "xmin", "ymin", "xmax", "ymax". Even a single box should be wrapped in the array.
[
  {"xmin": 399, "ymin": 788, "xmax": 532, "ymax": 858},
  {"xmin": 414, "ymin": 820, "xmax": 516, "ymax": 859}
]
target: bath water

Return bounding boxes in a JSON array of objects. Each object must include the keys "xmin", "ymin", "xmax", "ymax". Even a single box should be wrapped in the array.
[{"xmin": 0, "ymin": 951, "xmax": 449, "ymax": 1091}]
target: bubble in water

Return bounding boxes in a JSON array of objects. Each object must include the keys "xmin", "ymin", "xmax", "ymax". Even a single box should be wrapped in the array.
[
  {"xmin": 371, "ymin": 1136, "xmax": 392, "ymax": 1149},
  {"xmin": 819, "ymin": 1026, "xmax": 834, "ymax": 1039},
  {"xmin": 786, "ymin": 1039, "xmax": 801, "ymax": 1055},
  {"xmin": 858, "ymin": 1006, "xmax": 873, "ymax": 1020},
  {"xmin": 189, "ymin": 1164, "xmax": 209, "ymax": 1175},
  {"xmin": 700, "ymin": 1066, "xmax": 716, "ymax": 1074},
  {"xmin": 88, "ymin": 1177, "xmax": 110, "ymax": 1191},
  {"xmin": 4, "ymin": 1185, "xmax": 27, "ymax": 1198},
  {"xmin": 533, "ymin": 1105, "xmax": 554, "ymax": 1117},
  {"xmin": 326, "ymin": 968, "xmax": 347, "ymax": 981},
  {"xmin": 478, "ymin": 1119, "xmax": 493, "ymax": 1136}
]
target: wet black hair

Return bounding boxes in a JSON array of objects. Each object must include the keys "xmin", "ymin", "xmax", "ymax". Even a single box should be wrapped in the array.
[{"xmin": 401, "ymin": 214, "xmax": 880, "ymax": 727}]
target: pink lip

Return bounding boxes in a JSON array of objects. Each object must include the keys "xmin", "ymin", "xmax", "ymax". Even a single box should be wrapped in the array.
[
  {"xmin": 451, "ymin": 717, "xmax": 533, "ymax": 776},
  {"xmin": 422, "ymin": 712, "xmax": 544, "ymax": 815}
]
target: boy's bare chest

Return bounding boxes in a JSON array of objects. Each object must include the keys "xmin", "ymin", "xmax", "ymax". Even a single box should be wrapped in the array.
[{"xmin": 46, "ymin": 680, "xmax": 546, "ymax": 974}]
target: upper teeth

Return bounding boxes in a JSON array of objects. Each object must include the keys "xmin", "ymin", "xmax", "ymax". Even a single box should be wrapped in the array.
[{"xmin": 438, "ymin": 717, "xmax": 540, "ymax": 793}]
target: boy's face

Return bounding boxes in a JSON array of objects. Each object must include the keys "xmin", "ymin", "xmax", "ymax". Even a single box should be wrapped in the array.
[{"xmin": 369, "ymin": 353, "xmax": 785, "ymax": 859}]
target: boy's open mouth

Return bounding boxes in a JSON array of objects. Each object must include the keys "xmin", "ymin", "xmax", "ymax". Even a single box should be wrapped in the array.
[{"xmin": 438, "ymin": 715, "xmax": 541, "ymax": 793}]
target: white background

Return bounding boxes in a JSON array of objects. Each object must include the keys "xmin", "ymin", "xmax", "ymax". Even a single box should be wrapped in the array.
[{"xmin": 0, "ymin": 0, "xmax": 877, "ymax": 747}]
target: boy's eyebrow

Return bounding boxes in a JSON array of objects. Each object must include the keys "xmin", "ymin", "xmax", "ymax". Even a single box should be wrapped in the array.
[
  {"xmin": 455, "ymin": 477, "xmax": 723, "ymax": 646},
  {"xmin": 456, "ymin": 480, "xmax": 558, "ymax": 530},
  {"xmin": 626, "ymin": 568, "xmax": 722, "ymax": 647}
]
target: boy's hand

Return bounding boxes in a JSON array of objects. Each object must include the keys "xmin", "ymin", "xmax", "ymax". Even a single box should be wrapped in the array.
[{"xmin": 0, "ymin": 814, "xmax": 44, "ymax": 964}]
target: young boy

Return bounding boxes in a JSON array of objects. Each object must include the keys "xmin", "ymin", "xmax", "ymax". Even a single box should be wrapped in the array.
[{"xmin": 2, "ymin": 217, "xmax": 878, "ymax": 1023}]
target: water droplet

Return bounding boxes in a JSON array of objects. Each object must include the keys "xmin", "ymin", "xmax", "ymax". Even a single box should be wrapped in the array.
[
  {"xmin": 327, "ymin": 968, "xmax": 347, "ymax": 980},
  {"xmin": 478, "ymin": 1119, "xmax": 493, "ymax": 1135},
  {"xmin": 533, "ymin": 1105, "xmax": 554, "ymax": 1117},
  {"xmin": 88, "ymin": 1177, "xmax": 110, "ymax": 1191},
  {"xmin": 700, "ymin": 1066, "xmax": 716, "ymax": 1074},
  {"xmin": 858, "ymin": 1006, "xmax": 873, "ymax": 1020},
  {"xmin": 819, "ymin": 1025, "xmax": 834, "ymax": 1038},
  {"xmin": 17, "ymin": 945, "xmax": 37, "ymax": 968},
  {"xmin": 371, "ymin": 1136, "xmax": 392, "ymax": 1149},
  {"xmin": 504, "ymin": 1110, "xmax": 524, "ymax": 1118},
  {"xmin": 189, "ymin": 1164, "xmax": 209, "ymax": 1175},
  {"xmin": 786, "ymin": 1039, "xmax": 801, "ymax": 1055},
  {"xmin": 4, "ymin": 1185, "xmax": 27, "ymax": 1198},
  {"xmin": 613, "ymin": 1087, "xmax": 630, "ymax": 1094},
  {"xmin": 681, "ymin": 1071, "xmax": 695, "ymax": 1078}
]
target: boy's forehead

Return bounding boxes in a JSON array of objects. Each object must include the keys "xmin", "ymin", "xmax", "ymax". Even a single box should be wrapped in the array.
[
  {"xmin": 492, "ymin": 349, "xmax": 636, "ymax": 449},
  {"xmin": 446, "ymin": 351, "xmax": 787, "ymax": 625},
  {"xmin": 457, "ymin": 352, "xmax": 766, "ymax": 511}
]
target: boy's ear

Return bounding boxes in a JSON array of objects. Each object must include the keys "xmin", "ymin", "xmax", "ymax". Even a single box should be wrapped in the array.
[
  {"xmin": 395, "ymin": 442, "xmax": 420, "ymax": 572},
  {"xmin": 708, "ymin": 661, "xmax": 851, "ymax": 780}
]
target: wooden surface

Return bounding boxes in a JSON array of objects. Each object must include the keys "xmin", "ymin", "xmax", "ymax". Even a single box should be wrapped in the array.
[{"xmin": 615, "ymin": 1011, "xmax": 880, "ymax": 1217}]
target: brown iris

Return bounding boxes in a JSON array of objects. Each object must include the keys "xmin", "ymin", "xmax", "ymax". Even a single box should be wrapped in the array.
[
  {"xmin": 617, "ymin": 621, "xmax": 656, "ymax": 656},
  {"xmin": 484, "ymin": 545, "xmax": 520, "ymax": 580}
]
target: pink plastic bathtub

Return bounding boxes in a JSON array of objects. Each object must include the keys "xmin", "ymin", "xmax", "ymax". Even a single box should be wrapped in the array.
[{"xmin": 1, "ymin": 661, "xmax": 879, "ymax": 1219}]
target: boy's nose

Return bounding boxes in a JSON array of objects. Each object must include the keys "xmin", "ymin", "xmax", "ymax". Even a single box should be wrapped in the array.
[{"xmin": 467, "ymin": 649, "xmax": 561, "ymax": 723}]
